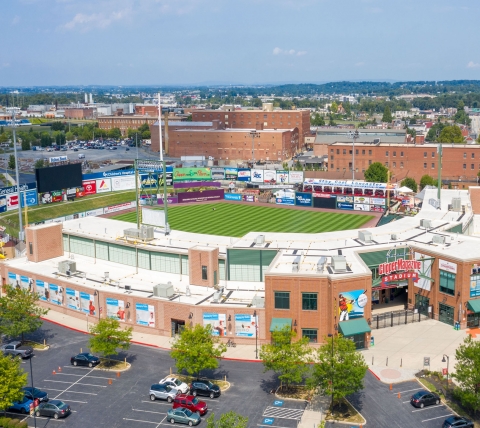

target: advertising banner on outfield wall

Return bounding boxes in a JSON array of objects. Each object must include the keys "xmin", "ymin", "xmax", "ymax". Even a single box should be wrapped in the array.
[
  {"xmin": 85, "ymin": 208, "xmax": 104, "ymax": 217},
  {"xmin": 370, "ymin": 198, "xmax": 386, "ymax": 206},
  {"xmin": 337, "ymin": 202, "xmax": 354, "ymax": 210},
  {"xmin": 173, "ymin": 167, "xmax": 211, "ymax": 182},
  {"xmin": 224, "ymin": 193, "xmax": 242, "ymax": 201},
  {"xmin": 354, "ymin": 203, "xmax": 370, "ymax": 211},
  {"xmin": 276, "ymin": 197, "xmax": 295, "ymax": 206},
  {"xmin": 177, "ymin": 189, "xmax": 224, "ymax": 203},
  {"xmin": 83, "ymin": 170, "xmax": 135, "ymax": 180},
  {"xmin": 251, "ymin": 169, "xmax": 263, "ymax": 183},
  {"xmin": 157, "ymin": 196, "xmax": 179, "ymax": 205},
  {"xmin": 370, "ymin": 205, "xmax": 385, "ymax": 212},
  {"xmin": 4, "ymin": 190, "xmax": 38, "ymax": 211},
  {"xmin": 276, "ymin": 171, "xmax": 289, "ymax": 184},
  {"xmin": 237, "ymin": 169, "xmax": 251, "ymax": 181},
  {"xmin": 82, "ymin": 180, "xmax": 97, "ymax": 195},
  {"xmin": 112, "ymin": 175, "xmax": 136, "ymax": 191},
  {"xmin": 104, "ymin": 201, "xmax": 136, "ymax": 214},
  {"xmin": 211, "ymin": 167, "xmax": 225, "ymax": 180},
  {"xmin": 295, "ymin": 192, "xmax": 313, "ymax": 206},
  {"xmin": 337, "ymin": 196, "xmax": 354, "ymax": 203},
  {"xmin": 288, "ymin": 171, "xmax": 304, "ymax": 183},
  {"xmin": 96, "ymin": 178, "xmax": 111, "ymax": 193},
  {"xmin": 263, "ymin": 170, "xmax": 276, "ymax": 183},
  {"xmin": 243, "ymin": 194, "xmax": 256, "ymax": 202},
  {"xmin": 39, "ymin": 190, "xmax": 64, "ymax": 204},
  {"xmin": 354, "ymin": 196, "xmax": 370, "ymax": 204},
  {"xmin": 225, "ymin": 168, "xmax": 238, "ymax": 180}
]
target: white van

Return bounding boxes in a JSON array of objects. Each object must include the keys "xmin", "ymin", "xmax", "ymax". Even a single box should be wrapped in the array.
[{"xmin": 78, "ymin": 153, "xmax": 85, "ymax": 159}]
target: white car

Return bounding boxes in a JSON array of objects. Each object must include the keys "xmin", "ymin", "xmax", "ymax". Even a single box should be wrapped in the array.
[{"xmin": 159, "ymin": 377, "xmax": 189, "ymax": 394}]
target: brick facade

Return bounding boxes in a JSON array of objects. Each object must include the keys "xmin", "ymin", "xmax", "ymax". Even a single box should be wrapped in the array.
[
  {"xmin": 25, "ymin": 223, "xmax": 63, "ymax": 263},
  {"xmin": 188, "ymin": 246, "xmax": 219, "ymax": 288},
  {"xmin": 64, "ymin": 108, "xmax": 95, "ymax": 120},
  {"xmin": 98, "ymin": 115, "xmax": 157, "ymax": 136}
]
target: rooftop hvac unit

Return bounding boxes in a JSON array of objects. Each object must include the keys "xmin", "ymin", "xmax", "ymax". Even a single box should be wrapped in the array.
[
  {"xmin": 420, "ymin": 219, "xmax": 432, "ymax": 229},
  {"xmin": 317, "ymin": 257, "xmax": 327, "ymax": 272},
  {"xmin": 212, "ymin": 288, "xmax": 224, "ymax": 303},
  {"xmin": 451, "ymin": 197, "xmax": 462, "ymax": 212},
  {"xmin": 432, "ymin": 235, "xmax": 446, "ymax": 245},
  {"xmin": 58, "ymin": 260, "xmax": 76, "ymax": 275},
  {"xmin": 358, "ymin": 230, "xmax": 373, "ymax": 243},
  {"xmin": 332, "ymin": 256, "xmax": 347, "ymax": 272},
  {"xmin": 153, "ymin": 282, "xmax": 174, "ymax": 298},
  {"xmin": 125, "ymin": 285, "xmax": 131, "ymax": 291},
  {"xmin": 373, "ymin": 138, "xmax": 380, "ymax": 144},
  {"xmin": 124, "ymin": 226, "xmax": 155, "ymax": 241},
  {"xmin": 255, "ymin": 235, "xmax": 265, "ymax": 245},
  {"xmin": 292, "ymin": 255, "xmax": 301, "ymax": 273},
  {"xmin": 251, "ymin": 296, "xmax": 265, "ymax": 308},
  {"xmin": 391, "ymin": 234, "xmax": 397, "ymax": 241}
]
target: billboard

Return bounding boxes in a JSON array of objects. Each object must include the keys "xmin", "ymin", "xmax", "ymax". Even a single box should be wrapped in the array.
[
  {"xmin": 142, "ymin": 207, "xmax": 165, "ymax": 227},
  {"xmin": 338, "ymin": 289, "xmax": 368, "ymax": 321},
  {"xmin": 354, "ymin": 196, "xmax": 370, "ymax": 204},
  {"xmin": 36, "ymin": 280, "xmax": 48, "ymax": 301},
  {"xmin": 211, "ymin": 167, "xmax": 225, "ymax": 180},
  {"xmin": 354, "ymin": 204, "xmax": 370, "ymax": 211},
  {"xmin": 82, "ymin": 180, "xmax": 97, "ymax": 195},
  {"xmin": 39, "ymin": 190, "xmax": 64, "ymax": 204},
  {"xmin": 337, "ymin": 196, "xmax": 354, "ymax": 203},
  {"xmin": 235, "ymin": 314, "xmax": 257, "ymax": 337},
  {"xmin": 83, "ymin": 169, "xmax": 135, "ymax": 180},
  {"xmin": 111, "ymin": 175, "xmax": 136, "ymax": 191},
  {"xmin": 177, "ymin": 189, "xmax": 224, "ymax": 203},
  {"xmin": 6, "ymin": 190, "xmax": 38, "ymax": 211},
  {"xmin": 203, "ymin": 313, "xmax": 226, "ymax": 337},
  {"xmin": 80, "ymin": 291, "xmax": 96, "ymax": 315},
  {"xmin": 36, "ymin": 163, "xmax": 82, "ymax": 193},
  {"xmin": 139, "ymin": 174, "xmax": 158, "ymax": 189},
  {"xmin": 224, "ymin": 193, "xmax": 242, "ymax": 201},
  {"xmin": 288, "ymin": 171, "xmax": 304, "ymax": 183},
  {"xmin": 276, "ymin": 171, "xmax": 289, "ymax": 184},
  {"xmin": 251, "ymin": 169, "xmax": 263, "ymax": 183},
  {"xmin": 370, "ymin": 198, "xmax": 386, "ymax": 206},
  {"xmin": 49, "ymin": 284, "xmax": 64, "ymax": 306},
  {"xmin": 237, "ymin": 169, "xmax": 251, "ymax": 181},
  {"xmin": 66, "ymin": 288, "xmax": 80, "ymax": 310},
  {"xmin": 106, "ymin": 298, "xmax": 125, "ymax": 321},
  {"xmin": 136, "ymin": 303, "xmax": 155, "ymax": 327},
  {"xmin": 337, "ymin": 202, "xmax": 354, "ymax": 210},
  {"xmin": 370, "ymin": 205, "xmax": 385, "ymax": 212},
  {"xmin": 295, "ymin": 192, "xmax": 312, "ymax": 206},
  {"xmin": 104, "ymin": 201, "xmax": 136, "ymax": 214},
  {"xmin": 263, "ymin": 170, "xmax": 276, "ymax": 183},
  {"xmin": 173, "ymin": 167, "xmax": 211, "ymax": 182},
  {"xmin": 276, "ymin": 197, "xmax": 295, "ymax": 206},
  {"xmin": 224, "ymin": 168, "xmax": 238, "ymax": 180},
  {"xmin": 48, "ymin": 156, "xmax": 68, "ymax": 164},
  {"xmin": 96, "ymin": 178, "xmax": 111, "ymax": 193},
  {"xmin": 243, "ymin": 194, "xmax": 256, "ymax": 202},
  {"xmin": 0, "ymin": 182, "xmax": 36, "ymax": 196}
]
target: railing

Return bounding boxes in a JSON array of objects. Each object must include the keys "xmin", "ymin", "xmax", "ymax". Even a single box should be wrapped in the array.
[{"xmin": 370, "ymin": 309, "xmax": 430, "ymax": 329}]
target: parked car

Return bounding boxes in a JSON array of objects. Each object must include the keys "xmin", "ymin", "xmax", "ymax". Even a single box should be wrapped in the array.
[
  {"xmin": 0, "ymin": 341, "xmax": 33, "ymax": 359},
  {"xmin": 7, "ymin": 396, "xmax": 33, "ymax": 414},
  {"xmin": 149, "ymin": 383, "xmax": 178, "ymax": 403},
  {"xmin": 189, "ymin": 379, "xmax": 221, "ymax": 399},
  {"xmin": 126, "ymin": 148, "xmax": 130, "ymax": 151},
  {"xmin": 23, "ymin": 387, "xmax": 49, "ymax": 402},
  {"xmin": 71, "ymin": 352, "xmax": 100, "ymax": 367},
  {"xmin": 35, "ymin": 400, "xmax": 71, "ymax": 419},
  {"xmin": 160, "ymin": 377, "xmax": 189, "ymax": 394},
  {"xmin": 410, "ymin": 390, "xmax": 440, "ymax": 408},
  {"xmin": 166, "ymin": 408, "xmax": 200, "ymax": 426},
  {"xmin": 173, "ymin": 394, "xmax": 207, "ymax": 416},
  {"xmin": 443, "ymin": 416, "xmax": 474, "ymax": 428}
]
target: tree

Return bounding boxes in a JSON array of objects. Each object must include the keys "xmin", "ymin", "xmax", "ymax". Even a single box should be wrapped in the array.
[
  {"xmin": 311, "ymin": 113, "xmax": 325, "ymax": 126},
  {"xmin": 309, "ymin": 335, "xmax": 368, "ymax": 410},
  {"xmin": 88, "ymin": 318, "xmax": 132, "ymax": 360},
  {"xmin": 406, "ymin": 127, "xmax": 416, "ymax": 139},
  {"xmin": 400, "ymin": 177, "xmax": 418, "ymax": 193},
  {"xmin": 382, "ymin": 106, "xmax": 393, "ymax": 123},
  {"xmin": 170, "ymin": 324, "xmax": 226, "ymax": 378},
  {"xmin": 0, "ymin": 353, "xmax": 28, "ymax": 415},
  {"xmin": 330, "ymin": 101, "xmax": 338, "ymax": 114},
  {"xmin": 108, "ymin": 128, "xmax": 122, "ymax": 139},
  {"xmin": 7, "ymin": 154, "xmax": 15, "ymax": 170},
  {"xmin": 364, "ymin": 162, "xmax": 389, "ymax": 183},
  {"xmin": 452, "ymin": 336, "xmax": 480, "ymax": 417},
  {"xmin": 437, "ymin": 125, "xmax": 464, "ymax": 144},
  {"xmin": 50, "ymin": 122, "xmax": 66, "ymax": 132},
  {"xmin": 259, "ymin": 326, "xmax": 313, "ymax": 389},
  {"xmin": 21, "ymin": 139, "xmax": 30, "ymax": 151},
  {"xmin": 206, "ymin": 411, "xmax": 248, "ymax": 428},
  {"xmin": 420, "ymin": 174, "xmax": 436, "ymax": 189},
  {"xmin": 65, "ymin": 131, "xmax": 74, "ymax": 141},
  {"xmin": 328, "ymin": 115, "xmax": 337, "ymax": 126},
  {"xmin": 0, "ymin": 285, "xmax": 48, "ymax": 342},
  {"xmin": 34, "ymin": 159, "xmax": 46, "ymax": 169}
]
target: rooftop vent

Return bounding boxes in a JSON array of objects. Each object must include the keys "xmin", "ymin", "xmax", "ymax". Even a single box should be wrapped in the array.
[
  {"xmin": 251, "ymin": 296, "xmax": 265, "ymax": 308},
  {"xmin": 317, "ymin": 257, "xmax": 327, "ymax": 272},
  {"xmin": 292, "ymin": 255, "xmax": 301, "ymax": 273},
  {"xmin": 212, "ymin": 287, "xmax": 224, "ymax": 303},
  {"xmin": 420, "ymin": 219, "xmax": 432, "ymax": 229},
  {"xmin": 358, "ymin": 230, "xmax": 373, "ymax": 243},
  {"xmin": 153, "ymin": 282, "xmax": 174, "ymax": 298},
  {"xmin": 390, "ymin": 234, "xmax": 397, "ymax": 241},
  {"xmin": 58, "ymin": 260, "xmax": 76, "ymax": 276},
  {"xmin": 432, "ymin": 235, "xmax": 446, "ymax": 245},
  {"xmin": 331, "ymin": 255, "xmax": 347, "ymax": 272},
  {"xmin": 451, "ymin": 197, "xmax": 462, "ymax": 212},
  {"xmin": 255, "ymin": 235, "xmax": 265, "ymax": 245},
  {"xmin": 124, "ymin": 225, "xmax": 155, "ymax": 241}
]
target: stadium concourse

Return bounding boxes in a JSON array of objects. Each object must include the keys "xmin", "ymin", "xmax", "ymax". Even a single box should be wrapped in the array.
[{"xmin": 2, "ymin": 188, "xmax": 480, "ymax": 352}]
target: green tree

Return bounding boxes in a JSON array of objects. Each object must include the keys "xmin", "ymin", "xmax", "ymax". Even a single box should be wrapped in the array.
[
  {"xmin": 0, "ymin": 353, "xmax": 28, "ymax": 415},
  {"xmin": 0, "ymin": 285, "xmax": 48, "ymax": 342},
  {"xmin": 311, "ymin": 113, "xmax": 325, "ymax": 126},
  {"xmin": 400, "ymin": 177, "xmax": 418, "ymax": 193},
  {"xmin": 50, "ymin": 122, "xmax": 66, "ymax": 132},
  {"xmin": 39, "ymin": 132, "xmax": 53, "ymax": 147},
  {"xmin": 206, "ymin": 411, "xmax": 248, "ymax": 428},
  {"xmin": 259, "ymin": 326, "xmax": 313, "ymax": 389},
  {"xmin": 382, "ymin": 106, "xmax": 393, "ymax": 123},
  {"xmin": 330, "ymin": 101, "xmax": 338, "ymax": 114},
  {"xmin": 34, "ymin": 159, "xmax": 46, "ymax": 169},
  {"xmin": 328, "ymin": 115, "xmax": 336, "ymax": 126},
  {"xmin": 309, "ymin": 335, "xmax": 368, "ymax": 410},
  {"xmin": 406, "ymin": 127, "xmax": 416, "ymax": 139},
  {"xmin": 138, "ymin": 123, "xmax": 150, "ymax": 133},
  {"xmin": 364, "ymin": 162, "xmax": 389, "ymax": 183},
  {"xmin": 420, "ymin": 174, "xmax": 435, "ymax": 189},
  {"xmin": 452, "ymin": 336, "xmax": 480, "ymax": 417},
  {"xmin": 7, "ymin": 155, "xmax": 15, "ymax": 170},
  {"xmin": 108, "ymin": 128, "xmax": 122, "ymax": 140},
  {"xmin": 88, "ymin": 318, "xmax": 132, "ymax": 360},
  {"xmin": 437, "ymin": 125, "xmax": 464, "ymax": 144},
  {"xmin": 21, "ymin": 139, "xmax": 30, "ymax": 151},
  {"xmin": 65, "ymin": 131, "xmax": 75, "ymax": 141},
  {"xmin": 170, "ymin": 324, "xmax": 227, "ymax": 378}
]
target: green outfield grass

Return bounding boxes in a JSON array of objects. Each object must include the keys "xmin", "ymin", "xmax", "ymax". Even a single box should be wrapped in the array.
[{"xmin": 113, "ymin": 202, "xmax": 373, "ymax": 237}]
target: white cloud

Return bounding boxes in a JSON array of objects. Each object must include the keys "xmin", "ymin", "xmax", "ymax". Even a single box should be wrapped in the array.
[
  {"xmin": 0, "ymin": 63, "xmax": 11, "ymax": 69},
  {"xmin": 11, "ymin": 16, "xmax": 20, "ymax": 25},
  {"xmin": 61, "ymin": 8, "xmax": 130, "ymax": 31},
  {"xmin": 467, "ymin": 61, "xmax": 480, "ymax": 69},
  {"xmin": 273, "ymin": 47, "xmax": 307, "ymax": 56}
]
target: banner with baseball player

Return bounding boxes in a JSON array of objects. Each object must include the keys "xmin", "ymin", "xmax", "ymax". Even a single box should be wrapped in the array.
[{"xmin": 338, "ymin": 289, "xmax": 368, "ymax": 321}]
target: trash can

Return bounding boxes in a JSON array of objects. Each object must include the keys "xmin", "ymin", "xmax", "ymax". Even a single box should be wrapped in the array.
[{"xmin": 370, "ymin": 337, "xmax": 374, "ymax": 347}]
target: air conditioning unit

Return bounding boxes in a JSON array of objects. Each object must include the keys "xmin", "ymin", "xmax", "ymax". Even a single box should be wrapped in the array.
[
  {"xmin": 358, "ymin": 230, "xmax": 372, "ymax": 243},
  {"xmin": 251, "ymin": 296, "xmax": 265, "ymax": 308},
  {"xmin": 332, "ymin": 256, "xmax": 347, "ymax": 272},
  {"xmin": 255, "ymin": 235, "xmax": 265, "ymax": 245},
  {"xmin": 420, "ymin": 219, "xmax": 432, "ymax": 229},
  {"xmin": 451, "ymin": 197, "xmax": 462, "ymax": 212},
  {"xmin": 124, "ymin": 226, "xmax": 155, "ymax": 241},
  {"xmin": 153, "ymin": 282, "xmax": 174, "ymax": 298},
  {"xmin": 317, "ymin": 257, "xmax": 327, "ymax": 272},
  {"xmin": 391, "ymin": 234, "xmax": 397, "ymax": 241},
  {"xmin": 212, "ymin": 287, "xmax": 224, "ymax": 303},
  {"xmin": 433, "ymin": 235, "xmax": 446, "ymax": 245},
  {"xmin": 125, "ymin": 285, "xmax": 131, "ymax": 291},
  {"xmin": 292, "ymin": 255, "xmax": 301, "ymax": 273},
  {"xmin": 58, "ymin": 260, "xmax": 76, "ymax": 275}
]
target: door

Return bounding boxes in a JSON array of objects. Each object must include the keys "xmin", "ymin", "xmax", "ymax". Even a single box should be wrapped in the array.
[
  {"xmin": 415, "ymin": 294, "xmax": 430, "ymax": 317},
  {"xmin": 467, "ymin": 313, "xmax": 480, "ymax": 328},
  {"xmin": 439, "ymin": 303, "xmax": 454, "ymax": 326}
]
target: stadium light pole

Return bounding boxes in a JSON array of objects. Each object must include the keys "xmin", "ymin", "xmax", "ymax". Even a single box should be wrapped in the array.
[
  {"xmin": 7, "ymin": 107, "xmax": 24, "ymax": 240},
  {"xmin": 158, "ymin": 94, "xmax": 169, "ymax": 235}
]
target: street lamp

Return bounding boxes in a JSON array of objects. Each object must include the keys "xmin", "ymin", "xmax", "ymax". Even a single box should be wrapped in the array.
[
  {"xmin": 253, "ymin": 310, "xmax": 258, "ymax": 360},
  {"xmin": 249, "ymin": 130, "xmax": 260, "ymax": 165},
  {"xmin": 442, "ymin": 354, "xmax": 450, "ymax": 390},
  {"xmin": 94, "ymin": 290, "xmax": 100, "ymax": 320},
  {"xmin": 29, "ymin": 356, "xmax": 37, "ymax": 428},
  {"xmin": 348, "ymin": 130, "xmax": 359, "ymax": 181},
  {"xmin": 327, "ymin": 333, "xmax": 334, "ymax": 411}
]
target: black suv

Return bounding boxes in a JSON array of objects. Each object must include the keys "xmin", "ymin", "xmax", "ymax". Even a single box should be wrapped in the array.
[{"xmin": 189, "ymin": 379, "xmax": 221, "ymax": 399}]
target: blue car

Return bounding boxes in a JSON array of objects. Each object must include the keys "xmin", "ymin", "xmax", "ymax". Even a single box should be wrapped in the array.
[{"xmin": 8, "ymin": 396, "xmax": 33, "ymax": 414}]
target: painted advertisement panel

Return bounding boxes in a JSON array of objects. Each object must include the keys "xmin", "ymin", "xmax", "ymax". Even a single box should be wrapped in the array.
[
  {"xmin": 338, "ymin": 289, "xmax": 368, "ymax": 321},
  {"xmin": 82, "ymin": 180, "xmax": 97, "ymax": 195},
  {"xmin": 203, "ymin": 313, "xmax": 226, "ymax": 336},
  {"xmin": 234, "ymin": 314, "xmax": 257, "ymax": 337},
  {"xmin": 251, "ymin": 169, "xmax": 263, "ymax": 183},
  {"xmin": 66, "ymin": 288, "xmax": 80, "ymax": 310},
  {"xmin": 211, "ymin": 167, "xmax": 225, "ymax": 180},
  {"xmin": 95, "ymin": 178, "xmax": 111, "ymax": 193},
  {"xmin": 177, "ymin": 189, "xmax": 224, "ymax": 203},
  {"xmin": 106, "ymin": 298, "xmax": 126, "ymax": 321},
  {"xmin": 288, "ymin": 171, "xmax": 304, "ymax": 183},
  {"xmin": 276, "ymin": 197, "xmax": 295, "ymax": 206},
  {"xmin": 173, "ymin": 168, "xmax": 211, "ymax": 182},
  {"xmin": 354, "ymin": 204, "xmax": 370, "ymax": 211},
  {"xmin": 263, "ymin": 170, "xmax": 276, "ymax": 183},
  {"xmin": 295, "ymin": 192, "xmax": 312, "ymax": 206},
  {"xmin": 354, "ymin": 196, "xmax": 370, "ymax": 204},
  {"xmin": 337, "ymin": 202, "xmax": 354, "ymax": 210},
  {"xmin": 237, "ymin": 169, "xmax": 251, "ymax": 181},
  {"xmin": 224, "ymin": 193, "xmax": 242, "ymax": 201},
  {"xmin": 136, "ymin": 303, "xmax": 155, "ymax": 327},
  {"xmin": 224, "ymin": 168, "xmax": 238, "ymax": 180},
  {"xmin": 111, "ymin": 175, "xmax": 136, "ymax": 191},
  {"xmin": 276, "ymin": 171, "xmax": 289, "ymax": 184}
]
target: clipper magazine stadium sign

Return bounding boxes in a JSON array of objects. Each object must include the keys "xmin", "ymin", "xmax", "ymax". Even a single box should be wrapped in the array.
[{"xmin": 379, "ymin": 258, "xmax": 421, "ymax": 287}]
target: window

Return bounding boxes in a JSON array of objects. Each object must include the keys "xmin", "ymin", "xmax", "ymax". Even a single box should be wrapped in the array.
[
  {"xmin": 472, "ymin": 153, "xmax": 475, "ymax": 159},
  {"xmin": 330, "ymin": 155, "xmax": 334, "ymax": 160},
  {"xmin": 369, "ymin": 150, "xmax": 372, "ymax": 155},
  {"xmin": 362, "ymin": 150, "xmax": 365, "ymax": 155},
  {"xmin": 393, "ymin": 162, "xmax": 396, "ymax": 168},
  {"xmin": 274, "ymin": 292, "xmax": 290, "ymax": 309},
  {"xmin": 472, "ymin": 164, "xmax": 475, "ymax": 170},
  {"xmin": 302, "ymin": 293, "xmax": 317, "ymax": 310},
  {"xmin": 29, "ymin": 242, "xmax": 33, "ymax": 255},
  {"xmin": 201, "ymin": 266, "xmax": 208, "ymax": 280},
  {"xmin": 355, "ymin": 149, "xmax": 359, "ymax": 155},
  {"xmin": 464, "ymin": 153, "xmax": 467, "ymax": 159},
  {"xmin": 393, "ymin": 151, "xmax": 396, "ymax": 157},
  {"xmin": 336, "ymin": 149, "xmax": 340, "ymax": 154},
  {"xmin": 439, "ymin": 270, "xmax": 455, "ymax": 296},
  {"xmin": 432, "ymin": 152, "xmax": 435, "ymax": 158},
  {"xmin": 432, "ymin": 163, "xmax": 435, "ymax": 169},
  {"xmin": 349, "ymin": 150, "xmax": 353, "ymax": 155},
  {"xmin": 386, "ymin": 151, "xmax": 389, "ymax": 156},
  {"xmin": 424, "ymin": 163, "xmax": 427, "ymax": 168},
  {"xmin": 330, "ymin": 163, "xmax": 334, "ymax": 169},
  {"xmin": 385, "ymin": 162, "xmax": 389, "ymax": 167},
  {"xmin": 400, "ymin": 161, "xmax": 403, "ymax": 168},
  {"xmin": 302, "ymin": 329, "xmax": 318, "ymax": 343},
  {"xmin": 463, "ymin": 164, "xmax": 466, "ymax": 169},
  {"xmin": 424, "ymin": 152, "xmax": 427, "ymax": 158},
  {"xmin": 343, "ymin": 149, "xmax": 346, "ymax": 154},
  {"xmin": 330, "ymin": 149, "xmax": 334, "ymax": 153},
  {"xmin": 401, "ymin": 151, "xmax": 404, "ymax": 157},
  {"xmin": 369, "ymin": 160, "xmax": 372, "ymax": 165}
]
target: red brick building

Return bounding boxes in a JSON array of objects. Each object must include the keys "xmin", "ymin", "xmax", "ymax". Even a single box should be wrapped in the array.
[
  {"xmin": 327, "ymin": 142, "xmax": 480, "ymax": 183},
  {"xmin": 64, "ymin": 108, "xmax": 95, "ymax": 120},
  {"xmin": 98, "ymin": 115, "xmax": 157, "ymax": 136}
]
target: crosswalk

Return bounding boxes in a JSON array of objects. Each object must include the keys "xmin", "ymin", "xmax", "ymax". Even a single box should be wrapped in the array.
[{"xmin": 263, "ymin": 406, "xmax": 304, "ymax": 420}]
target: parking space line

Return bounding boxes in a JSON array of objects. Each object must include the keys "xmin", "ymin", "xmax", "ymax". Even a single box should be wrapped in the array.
[
  {"xmin": 133, "ymin": 408, "xmax": 167, "ymax": 415},
  {"xmin": 28, "ymin": 416, "xmax": 65, "ymax": 423},
  {"xmin": 54, "ymin": 373, "xmax": 84, "ymax": 377},
  {"xmin": 422, "ymin": 414, "xmax": 452, "ymax": 422},
  {"xmin": 63, "ymin": 399, "xmax": 87, "ymax": 404},
  {"xmin": 155, "ymin": 415, "xmax": 167, "ymax": 428},
  {"xmin": 141, "ymin": 400, "xmax": 172, "ymax": 406},
  {"xmin": 45, "ymin": 379, "xmax": 107, "ymax": 387},
  {"xmin": 55, "ymin": 372, "xmax": 114, "ymax": 380},
  {"xmin": 38, "ymin": 387, "xmax": 97, "ymax": 395},
  {"xmin": 396, "ymin": 387, "xmax": 424, "ymax": 394},
  {"xmin": 412, "ymin": 405, "xmax": 444, "ymax": 412},
  {"xmin": 402, "ymin": 400, "xmax": 411, "ymax": 403},
  {"xmin": 124, "ymin": 418, "xmax": 158, "ymax": 425},
  {"xmin": 62, "ymin": 366, "xmax": 91, "ymax": 370},
  {"xmin": 256, "ymin": 424, "xmax": 293, "ymax": 428},
  {"xmin": 52, "ymin": 366, "xmax": 98, "ymax": 400}
]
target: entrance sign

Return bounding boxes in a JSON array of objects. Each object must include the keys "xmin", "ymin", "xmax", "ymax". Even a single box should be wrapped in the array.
[{"xmin": 379, "ymin": 258, "xmax": 421, "ymax": 276}]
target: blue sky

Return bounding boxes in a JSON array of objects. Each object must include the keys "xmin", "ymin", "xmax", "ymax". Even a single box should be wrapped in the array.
[{"xmin": 1, "ymin": 0, "xmax": 480, "ymax": 86}]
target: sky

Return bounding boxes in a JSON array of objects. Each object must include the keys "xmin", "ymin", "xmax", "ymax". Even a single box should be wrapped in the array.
[{"xmin": 1, "ymin": 0, "xmax": 480, "ymax": 87}]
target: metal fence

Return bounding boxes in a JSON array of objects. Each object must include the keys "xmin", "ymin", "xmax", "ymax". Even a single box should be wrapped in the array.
[{"xmin": 370, "ymin": 309, "xmax": 430, "ymax": 329}]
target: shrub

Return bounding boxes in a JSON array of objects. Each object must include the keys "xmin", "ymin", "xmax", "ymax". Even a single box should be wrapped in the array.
[{"xmin": 6, "ymin": 419, "xmax": 19, "ymax": 428}]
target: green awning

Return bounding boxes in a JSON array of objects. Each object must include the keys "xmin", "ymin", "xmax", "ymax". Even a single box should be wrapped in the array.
[
  {"xmin": 467, "ymin": 300, "xmax": 480, "ymax": 313},
  {"xmin": 269, "ymin": 318, "xmax": 292, "ymax": 332},
  {"xmin": 338, "ymin": 318, "xmax": 371, "ymax": 336}
]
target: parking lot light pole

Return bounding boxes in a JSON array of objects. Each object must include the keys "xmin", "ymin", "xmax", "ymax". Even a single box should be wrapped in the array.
[
  {"xmin": 442, "ymin": 354, "xmax": 450, "ymax": 390},
  {"xmin": 328, "ymin": 333, "xmax": 334, "ymax": 411},
  {"xmin": 253, "ymin": 310, "xmax": 258, "ymax": 359},
  {"xmin": 29, "ymin": 356, "xmax": 37, "ymax": 428}
]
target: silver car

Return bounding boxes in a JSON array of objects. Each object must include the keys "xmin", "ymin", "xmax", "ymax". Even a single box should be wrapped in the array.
[
  {"xmin": 159, "ymin": 376, "xmax": 189, "ymax": 394},
  {"xmin": 149, "ymin": 383, "xmax": 178, "ymax": 403}
]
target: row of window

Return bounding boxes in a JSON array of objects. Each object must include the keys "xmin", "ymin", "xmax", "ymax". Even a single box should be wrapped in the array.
[
  {"xmin": 274, "ymin": 292, "xmax": 317, "ymax": 310},
  {"xmin": 331, "ymin": 149, "xmax": 480, "ymax": 160}
]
